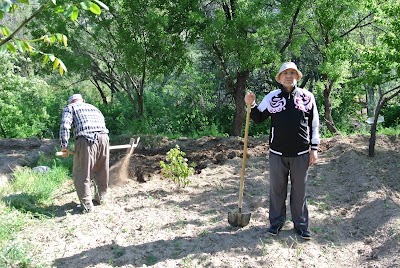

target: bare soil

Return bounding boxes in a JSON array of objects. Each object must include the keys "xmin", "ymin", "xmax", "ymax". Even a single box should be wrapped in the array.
[{"xmin": 1, "ymin": 134, "xmax": 400, "ymax": 268}]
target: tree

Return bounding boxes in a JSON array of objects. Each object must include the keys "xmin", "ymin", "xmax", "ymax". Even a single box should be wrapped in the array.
[
  {"xmin": 0, "ymin": 53, "xmax": 61, "ymax": 138},
  {"xmin": 198, "ymin": 0, "xmax": 304, "ymax": 136},
  {"xmin": 355, "ymin": 1, "xmax": 400, "ymax": 156},
  {"xmin": 0, "ymin": 0, "xmax": 108, "ymax": 75},
  {"xmin": 297, "ymin": 0, "xmax": 382, "ymax": 135},
  {"xmin": 31, "ymin": 0, "xmax": 199, "ymax": 117}
]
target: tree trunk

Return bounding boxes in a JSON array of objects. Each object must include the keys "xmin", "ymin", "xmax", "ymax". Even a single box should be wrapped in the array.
[
  {"xmin": 124, "ymin": 75, "xmax": 137, "ymax": 114},
  {"xmin": 368, "ymin": 96, "xmax": 384, "ymax": 157},
  {"xmin": 91, "ymin": 79, "xmax": 108, "ymax": 104},
  {"xmin": 366, "ymin": 86, "xmax": 375, "ymax": 117},
  {"xmin": 369, "ymin": 85, "xmax": 400, "ymax": 157},
  {"xmin": 0, "ymin": 121, "xmax": 7, "ymax": 138},
  {"xmin": 368, "ymin": 119, "xmax": 377, "ymax": 157},
  {"xmin": 323, "ymin": 79, "xmax": 339, "ymax": 134},
  {"xmin": 137, "ymin": 91, "xmax": 144, "ymax": 117},
  {"xmin": 231, "ymin": 70, "xmax": 250, "ymax": 136}
]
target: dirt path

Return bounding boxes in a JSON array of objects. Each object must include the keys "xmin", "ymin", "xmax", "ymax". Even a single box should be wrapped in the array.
[{"xmin": 2, "ymin": 135, "xmax": 400, "ymax": 267}]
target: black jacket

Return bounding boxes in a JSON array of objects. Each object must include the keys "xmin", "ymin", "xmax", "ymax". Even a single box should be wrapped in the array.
[{"xmin": 250, "ymin": 86, "xmax": 320, "ymax": 157}]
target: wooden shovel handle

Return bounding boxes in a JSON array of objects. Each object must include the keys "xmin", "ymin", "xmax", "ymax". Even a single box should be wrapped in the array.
[
  {"xmin": 55, "ymin": 150, "xmax": 74, "ymax": 157},
  {"xmin": 238, "ymin": 104, "xmax": 251, "ymax": 209},
  {"xmin": 55, "ymin": 137, "xmax": 140, "ymax": 157}
]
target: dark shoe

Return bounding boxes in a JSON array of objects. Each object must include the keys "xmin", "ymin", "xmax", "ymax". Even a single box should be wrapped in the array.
[
  {"xmin": 94, "ymin": 192, "xmax": 108, "ymax": 205},
  {"xmin": 267, "ymin": 224, "xmax": 284, "ymax": 236},
  {"xmin": 77, "ymin": 204, "xmax": 94, "ymax": 214},
  {"xmin": 295, "ymin": 229, "xmax": 311, "ymax": 240},
  {"xmin": 92, "ymin": 199, "xmax": 101, "ymax": 206}
]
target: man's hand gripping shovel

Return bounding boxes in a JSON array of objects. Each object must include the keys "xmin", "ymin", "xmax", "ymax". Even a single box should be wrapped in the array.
[{"xmin": 55, "ymin": 137, "xmax": 140, "ymax": 157}]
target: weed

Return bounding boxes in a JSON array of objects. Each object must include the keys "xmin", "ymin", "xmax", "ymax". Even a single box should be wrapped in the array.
[
  {"xmin": 173, "ymin": 242, "xmax": 184, "ymax": 258},
  {"xmin": 2, "ymin": 166, "xmax": 70, "ymax": 215},
  {"xmin": 0, "ymin": 155, "xmax": 71, "ymax": 267},
  {"xmin": 199, "ymin": 230, "xmax": 208, "ymax": 237},
  {"xmin": 384, "ymin": 198, "xmax": 389, "ymax": 208},
  {"xmin": 259, "ymin": 238, "xmax": 266, "ymax": 256},
  {"xmin": 146, "ymin": 254, "xmax": 157, "ymax": 265},
  {"xmin": 145, "ymin": 192, "xmax": 160, "ymax": 206},
  {"xmin": 112, "ymin": 246, "xmax": 126, "ymax": 258},
  {"xmin": 309, "ymin": 193, "xmax": 331, "ymax": 213},
  {"xmin": 0, "ymin": 242, "xmax": 32, "ymax": 268},
  {"xmin": 177, "ymin": 218, "xmax": 187, "ymax": 228},
  {"xmin": 210, "ymin": 217, "xmax": 219, "ymax": 224},
  {"xmin": 182, "ymin": 256, "xmax": 192, "ymax": 267},
  {"xmin": 311, "ymin": 226, "xmax": 321, "ymax": 234},
  {"xmin": 309, "ymin": 175, "xmax": 326, "ymax": 186}
]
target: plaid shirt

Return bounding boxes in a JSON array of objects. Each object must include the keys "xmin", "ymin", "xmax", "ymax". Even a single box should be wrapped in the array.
[{"xmin": 59, "ymin": 102, "xmax": 109, "ymax": 149}]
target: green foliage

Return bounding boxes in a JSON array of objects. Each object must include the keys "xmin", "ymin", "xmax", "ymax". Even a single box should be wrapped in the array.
[
  {"xmin": 0, "ymin": 0, "xmax": 109, "ymax": 75},
  {"xmin": 0, "ymin": 54, "xmax": 63, "ymax": 138},
  {"xmin": 0, "ymin": 242, "xmax": 31, "ymax": 268},
  {"xmin": 99, "ymin": 63, "xmax": 232, "ymax": 138},
  {"xmin": 377, "ymin": 126, "xmax": 400, "ymax": 136},
  {"xmin": 381, "ymin": 100, "xmax": 400, "ymax": 127},
  {"xmin": 0, "ymin": 0, "xmax": 398, "ymax": 140},
  {"xmin": 160, "ymin": 145, "xmax": 195, "ymax": 188}
]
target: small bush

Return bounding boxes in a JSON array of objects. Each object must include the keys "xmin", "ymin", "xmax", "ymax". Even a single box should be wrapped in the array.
[{"xmin": 159, "ymin": 145, "xmax": 195, "ymax": 188}]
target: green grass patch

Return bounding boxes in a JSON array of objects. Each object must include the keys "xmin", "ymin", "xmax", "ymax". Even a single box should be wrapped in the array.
[
  {"xmin": 2, "ymin": 166, "xmax": 70, "ymax": 215},
  {"xmin": 0, "ymin": 155, "xmax": 72, "ymax": 268},
  {"xmin": 0, "ymin": 205, "xmax": 32, "ymax": 268}
]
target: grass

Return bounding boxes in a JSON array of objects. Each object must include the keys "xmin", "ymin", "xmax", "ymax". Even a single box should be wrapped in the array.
[
  {"xmin": 0, "ymin": 204, "xmax": 31, "ymax": 267},
  {"xmin": 0, "ymin": 154, "xmax": 71, "ymax": 268},
  {"xmin": 2, "ymin": 167, "xmax": 70, "ymax": 216}
]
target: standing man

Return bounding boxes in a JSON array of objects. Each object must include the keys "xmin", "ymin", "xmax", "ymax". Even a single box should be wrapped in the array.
[
  {"xmin": 244, "ymin": 62, "xmax": 320, "ymax": 240},
  {"xmin": 60, "ymin": 94, "xmax": 110, "ymax": 213}
]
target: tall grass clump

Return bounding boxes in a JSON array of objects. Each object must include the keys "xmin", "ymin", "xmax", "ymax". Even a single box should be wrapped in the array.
[
  {"xmin": 3, "ymin": 165, "xmax": 70, "ymax": 215},
  {"xmin": 0, "ymin": 154, "xmax": 72, "ymax": 267},
  {"xmin": 0, "ymin": 205, "xmax": 32, "ymax": 268}
]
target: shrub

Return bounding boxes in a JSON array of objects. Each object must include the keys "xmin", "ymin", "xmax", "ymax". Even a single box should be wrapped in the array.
[{"xmin": 159, "ymin": 145, "xmax": 195, "ymax": 188}]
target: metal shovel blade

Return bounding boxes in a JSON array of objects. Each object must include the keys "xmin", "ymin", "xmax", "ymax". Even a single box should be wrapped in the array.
[{"xmin": 228, "ymin": 211, "xmax": 251, "ymax": 227}]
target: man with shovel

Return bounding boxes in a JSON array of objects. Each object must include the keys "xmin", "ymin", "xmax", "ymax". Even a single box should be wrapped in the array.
[
  {"xmin": 244, "ymin": 62, "xmax": 320, "ymax": 240},
  {"xmin": 59, "ymin": 94, "xmax": 110, "ymax": 213}
]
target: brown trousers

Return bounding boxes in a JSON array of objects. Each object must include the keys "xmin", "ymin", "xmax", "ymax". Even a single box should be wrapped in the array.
[{"xmin": 73, "ymin": 133, "xmax": 109, "ymax": 210}]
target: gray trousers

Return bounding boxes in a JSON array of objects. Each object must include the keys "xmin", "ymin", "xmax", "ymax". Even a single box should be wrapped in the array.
[
  {"xmin": 269, "ymin": 152, "xmax": 309, "ymax": 230},
  {"xmin": 73, "ymin": 134, "xmax": 109, "ymax": 210}
]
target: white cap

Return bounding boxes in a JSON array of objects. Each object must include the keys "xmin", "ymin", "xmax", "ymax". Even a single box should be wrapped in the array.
[
  {"xmin": 68, "ymin": 94, "xmax": 83, "ymax": 104},
  {"xmin": 275, "ymin": 62, "xmax": 303, "ymax": 82}
]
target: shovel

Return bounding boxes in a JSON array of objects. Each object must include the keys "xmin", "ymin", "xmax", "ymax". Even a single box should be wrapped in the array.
[
  {"xmin": 228, "ymin": 104, "xmax": 252, "ymax": 227},
  {"xmin": 55, "ymin": 137, "xmax": 140, "ymax": 157}
]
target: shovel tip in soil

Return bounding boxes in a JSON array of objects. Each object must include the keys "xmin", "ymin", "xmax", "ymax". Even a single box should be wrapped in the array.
[{"xmin": 228, "ymin": 211, "xmax": 251, "ymax": 227}]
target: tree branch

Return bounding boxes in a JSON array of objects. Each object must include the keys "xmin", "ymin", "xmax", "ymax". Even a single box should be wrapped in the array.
[
  {"xmin": 279, "ymin": 6, "xmax": 301, "ymax": 54},
  {"xmin": 383, "ymin": 85, "xmax": 400, "ymax": 101},
  {"xmin": 229, "ymin": 0, "xmax": 236, "ymax": 18},
  {"xmin": 0, "ymin": 3, "xmax": 47, "ymax": 46},
  {"xmin": 222, "ymin": 1, "xmax": 231, "ymax": 20},
  {"xmin": 212, "ymin": 42, "xmax": 230, "ymax": 79},
  {"xmin": 340, "ymin": 12, "xmax": 375, "ymax": 38}
]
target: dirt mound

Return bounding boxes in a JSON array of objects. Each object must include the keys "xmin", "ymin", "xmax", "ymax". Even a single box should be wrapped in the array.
[
  {"xmin": 109, "ymin": 135, "xmax": 269, "ymax": 184},
  {"xmin": 1, "ymin": 134, "xmax": 400, "ymax": 268}
]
